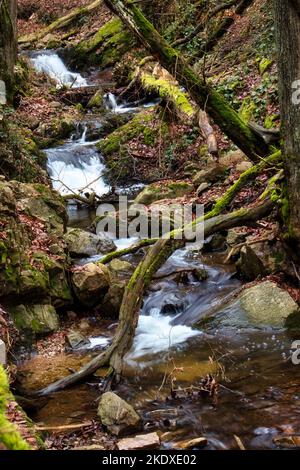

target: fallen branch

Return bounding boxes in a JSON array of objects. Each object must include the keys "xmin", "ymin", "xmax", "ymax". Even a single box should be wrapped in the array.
[
  {"xmin": 35, "ymin": 421, "xmax": 93, "ymax": 433},
  {"xmin": 198, "ymin": 110, "xmax": 218, "ymax": 157},
  {"xmin": 19, "ymin": 0, "xmax": 103, "ymax": 44},
  {"xmin": 98, "ymin": 238, "xmax": 157, "ymax": 264}
]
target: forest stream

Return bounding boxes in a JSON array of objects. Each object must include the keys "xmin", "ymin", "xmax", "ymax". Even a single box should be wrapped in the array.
[{"xmin": 13, "ymin": 52, "xmax": 300, "ymax": 451}]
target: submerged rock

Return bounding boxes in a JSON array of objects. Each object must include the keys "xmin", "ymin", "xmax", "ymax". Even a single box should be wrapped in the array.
[
  {"xmin": 72, "ymin": 263, "xmax": 110, "ymax": 307},
  {"xmin": 9, "ymin": 304, "xmax": 59, "ymax": 334},
  {"xmin": 65, "ymin": 228, "xmax": 116, "ymax": 258},
  {"xmin": 117, "ymin": 432, "xmax": 160, "ymax": 450},
  {"xmin": 98, "ymin": 392, "xmax": 142, "ymax": 436}
]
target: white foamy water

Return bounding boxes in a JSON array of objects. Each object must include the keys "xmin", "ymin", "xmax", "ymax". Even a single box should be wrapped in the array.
[
  {"xmin": 88, "ymin": 336, "xmax": 110, "ymax": 349},
  {"xmin": 46, "ymin": 131, "xmax": 110, "ymax": 197},
  {"xmin": 104, "ymin": 92, "xmax": 160, "ymax": 114},
  {"xmin": 127, "ymin": 307, "xmax": 200, "ymax": 362},
  {"xmin": 31, "ymin": 51, "xmax": 88, "ymax": 88}
]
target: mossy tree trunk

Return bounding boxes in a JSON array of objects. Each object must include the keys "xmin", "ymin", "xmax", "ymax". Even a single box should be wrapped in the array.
[
  {"xmin": 275, "ymin": 0, "xmax": 300, "ymax": 248},
  {"xmin": 0, "ymin": 0, "xmax": 17, "ymax": 103},
  {"xmin": 104, "ymin": 0, "xmax": 270, "ymax": 162}
]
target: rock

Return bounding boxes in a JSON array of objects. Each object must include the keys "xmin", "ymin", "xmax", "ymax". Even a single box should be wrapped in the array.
[
  {"xmin": 238, "ymin": 281, "xmax": 300, "ymax": 328},
  {"xmin": 220, "ymin": 150, "xmax": 248, "ymax": 167},
  {"xmin": 87, "ymin": 90, "xmax": 104, "ymax": 109},
  {"xmin": 9, "ymin": 304, "xmax": 59, "ymax": 334},
  {"xmin": 226, "ymin": 229, "xmax": 246, "ymax": 246},
  {"xmin": 100, "ymin": 281, "xmax": 126, "ymax": 318},
  {"xmin": 117, "ymin": 432, "xmax": 160, "ymax": 451},
  {"xmin": 236, "ymin": 161, "xmax": 253, "ymax": 172},
  {"xmin": 273, "ymin": 435, "xmax": 300, "ymax": 449},
  {"xmin": 73, "ymin": 444, "xmax": 106, "ymax": 451},
  {"xmin": 65, "ymin": 228, "xmax": 116, "ymax": 258},
  {"xmin": 135, "ymin": 181, "xmax": 194, "ymax": 205},
  {"xmin": 0, "ymin": 339, "xmax": 6, "ymax": 365},
  {"xmin": 236, "ymin": 240, "xmax": 290, "ymax": 281},
  {"xmin": 196, "ymin": 281, "xmax": 300, "ymax": 330},
  {"xmin": 72, "ymin": 263, "xmax": 110, "ymax": 307},
  {"xmin": 196, "ymin": 182, "xmax": 211, "ymax": 195},
  {"xmin": 192, "ymin": 163, "xmax": 226, "ymax": 186},
  {"xmin": 204, "ymin": 233, "xmax": 227, "ymax": 252},
  {"xmin": 97, "ymin": 392, "xmax": 142, "ymax": 436},
  {"xmin": 108, "ymin": 259, "xmax": 134, "ymax": 277},
  {"xmin": 66, "ymin": 331, "xmax": 90, "ymax": 350},
  {"xmin": 174, "ymin": 437, "xmax": 207, "ymax": 449}
]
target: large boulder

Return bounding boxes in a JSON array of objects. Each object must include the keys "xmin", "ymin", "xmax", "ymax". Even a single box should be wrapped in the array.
[
  {"xmin": 134, "ymin": 181, "xmax": 193, "ymax": 205},
  {"xmin": 100, "ymin": 281, "xmax": 126, "ymax": 318},
  {"xmin": 9, "ymin": 304, "xmax": 59, "ymax": 335},
  {"xmin": 65, "ymin": 228, "xmax": 116, "ymax": 258},
  {"xmin": 72, "ymin": 263, "xmax": 110, "ymax": 307},
  {"xmin": 238, "ymin": 282, "xmax": 300, "ymax": 328},
  {"xmin": 98, "ymin": 392, "xmax": 142, "ymax": 436},
  {"xmin": 197, "ymin": 281, "xmax": 300, "ymax": 329}
]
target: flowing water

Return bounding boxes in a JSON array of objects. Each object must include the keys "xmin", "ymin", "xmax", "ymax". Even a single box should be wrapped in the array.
[{"xmin": 19, "ymin": 53, "xmax": 300, "ymax": 450}]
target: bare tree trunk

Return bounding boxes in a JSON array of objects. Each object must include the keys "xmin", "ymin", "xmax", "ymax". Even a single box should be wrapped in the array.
[
  {"xmin": 104, "ymin": 0, "xmax": 270, "ymax": 162},
  {"xmin": 275, "ymin": 0, "xmax": 300, "ymax": 246},
  {"xmin": 0, "ymin": 0, "xmax": 17, "ymax": 103}
]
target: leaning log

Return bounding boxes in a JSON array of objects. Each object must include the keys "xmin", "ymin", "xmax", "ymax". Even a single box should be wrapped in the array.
[{"xmin": 104, "ymin": 0, "xmax": 270, "ymax": 162}]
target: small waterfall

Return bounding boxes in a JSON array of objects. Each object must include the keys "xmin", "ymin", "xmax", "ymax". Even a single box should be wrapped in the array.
[
  {"xmin": 30, "ymin": 51, "xmax": 88, "ymax": 89},
  {"xmin": 80, "ymin": 126, "xmax": 88, "ymax": 144},
  {"xmin": 104, "ymin": 92, "xmax": 160, "ymax": 114}
]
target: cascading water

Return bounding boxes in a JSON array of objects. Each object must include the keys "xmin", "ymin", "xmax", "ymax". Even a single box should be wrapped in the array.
[
  {"xmin": 30, "ymin": 51, "xmax": 88, "ymax": 88},
  {"xmin": 104, "ymin": 92, "xmax": 160, "ymax": 114}
]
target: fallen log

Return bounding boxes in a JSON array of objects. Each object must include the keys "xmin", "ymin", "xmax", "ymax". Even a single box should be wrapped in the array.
[
  {"xmin": 19, "ymin": 0, "xmax": 103, "ymax": 44},
  {"xmin": 104, "ymin": 0, "xmax": 270, "ymax": 162}
]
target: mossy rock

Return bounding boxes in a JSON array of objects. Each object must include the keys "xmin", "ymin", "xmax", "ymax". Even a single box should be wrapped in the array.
[
  {"xmin": 134, "ymin": 181, "xmax": 194, "ymax": 205},
  {"xmin": 9, "ymin": 304, "xmax": 59, "ymax": 335}
]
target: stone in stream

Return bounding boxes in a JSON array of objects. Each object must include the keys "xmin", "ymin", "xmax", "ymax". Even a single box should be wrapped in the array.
[
  {"xmin": 65, "ymin": 227, "xmax": 116, "ymax": 258},
  {"xmin": 108, "ymin": 259, "xmax": 134, "ymax": 277},
  {"xmin": 66, "ymin": 330, "xmax": 90, "ymax": 350},
  {"xmin": 117, "ymin": 432, "xmax": 160, "ymax": 451},
  {"xmin": 72, "ymin": 263, "xmax": 110, "ymax": 307},
  {"xmin": 97, "ymin": 392, "xmax": 142, "ymax": 436},
  {"xmin": 196, "ymin": 281, "xmax": 300, "ymax": 329},
  {"xmin": 100, "ymin": 281, "xmax": 126, "ymax": 318}
]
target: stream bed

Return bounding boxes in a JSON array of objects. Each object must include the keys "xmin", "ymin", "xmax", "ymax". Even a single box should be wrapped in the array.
[{"xmin": 17, "ymin": 51, "xmax": 300, "ymax": 450}]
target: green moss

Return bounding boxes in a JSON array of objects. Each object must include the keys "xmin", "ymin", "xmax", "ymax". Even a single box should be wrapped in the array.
[
  {"xmin": 0, "ymin": 366, "xmax": 31, "ymax": 450},
  {"xmin": 239, "ymin": 98, "xmax": 256, "ymax": 123},
  {"xmin": 259, "ymin": 58, "xmax": 273, "ymax": 75},
  {"xmin": 98, "ymin": 111, "xmax": 153, "ymax": 155},
  {"xmin": 140, "ymin": 72, "xmax": 195, "ymax": 117},
  {"xmin": 73, "ymin": 18, "xmax": 133, "ymax": 68}
]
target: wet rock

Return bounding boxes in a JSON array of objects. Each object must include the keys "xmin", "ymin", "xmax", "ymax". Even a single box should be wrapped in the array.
[
  {"xmin": 238, "ymin": 281, "xmax": 300, "ymax": 328},
  {"xmin": 98, "ymin": 392, "xmax": 142, "ymax": 436},
  {"xmin": 192, "ymin": 163, "xmax": 226, "ymax": 186},
  {"xmin": 65, "ymin": 228, "xmax": 116, "ymax": 258},
  {"xmin": 117, "ymin": 432, "xmax": 160, "ymax": 450},
  {"xmin": 204, "ymin": 233, "xmax": 227, "ymax": 252},
  {"xmin": 174, "ymin": 437, "xmax": 207, "ymax": 449},
  {"xmin": 66, "ymin": 330, "xmax": 90, "ymax": 350},
  {"xmin": 236, "ymin": 245, "xmax": 266, "ymax": 280},
  {"xmin": 135, "ymin": 181, "xmax": 194, "ymax": 205},
  {"xmin": 0, "ymin": 339, "xmax": 6, "ymax": 365},
  {"xmin": 9, "ymin": 304, "xmax": 59, "ymax": 334},
  {"xmin": 100, "ymin": 281, "xmax": 126, "ymax": 318},
  {"xmin": 108, "ymin": 259, "xmax": 134, "ymax": 277},
  {"xmin": 72, "ymin": 263, "xmax": 110, "ymax": 307},
  {"xmin": 273, "ymin": 435, "xmax": 300, "ymax": 449}
]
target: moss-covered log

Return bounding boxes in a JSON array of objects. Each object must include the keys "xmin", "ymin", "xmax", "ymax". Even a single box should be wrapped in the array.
[
  {"xmin": 103, "ymin": 0, "xmax": 269, "ymax": 162},
  {"xmin": 18, "ymin": 0, "xmax": 103, "ymax": 44}
]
